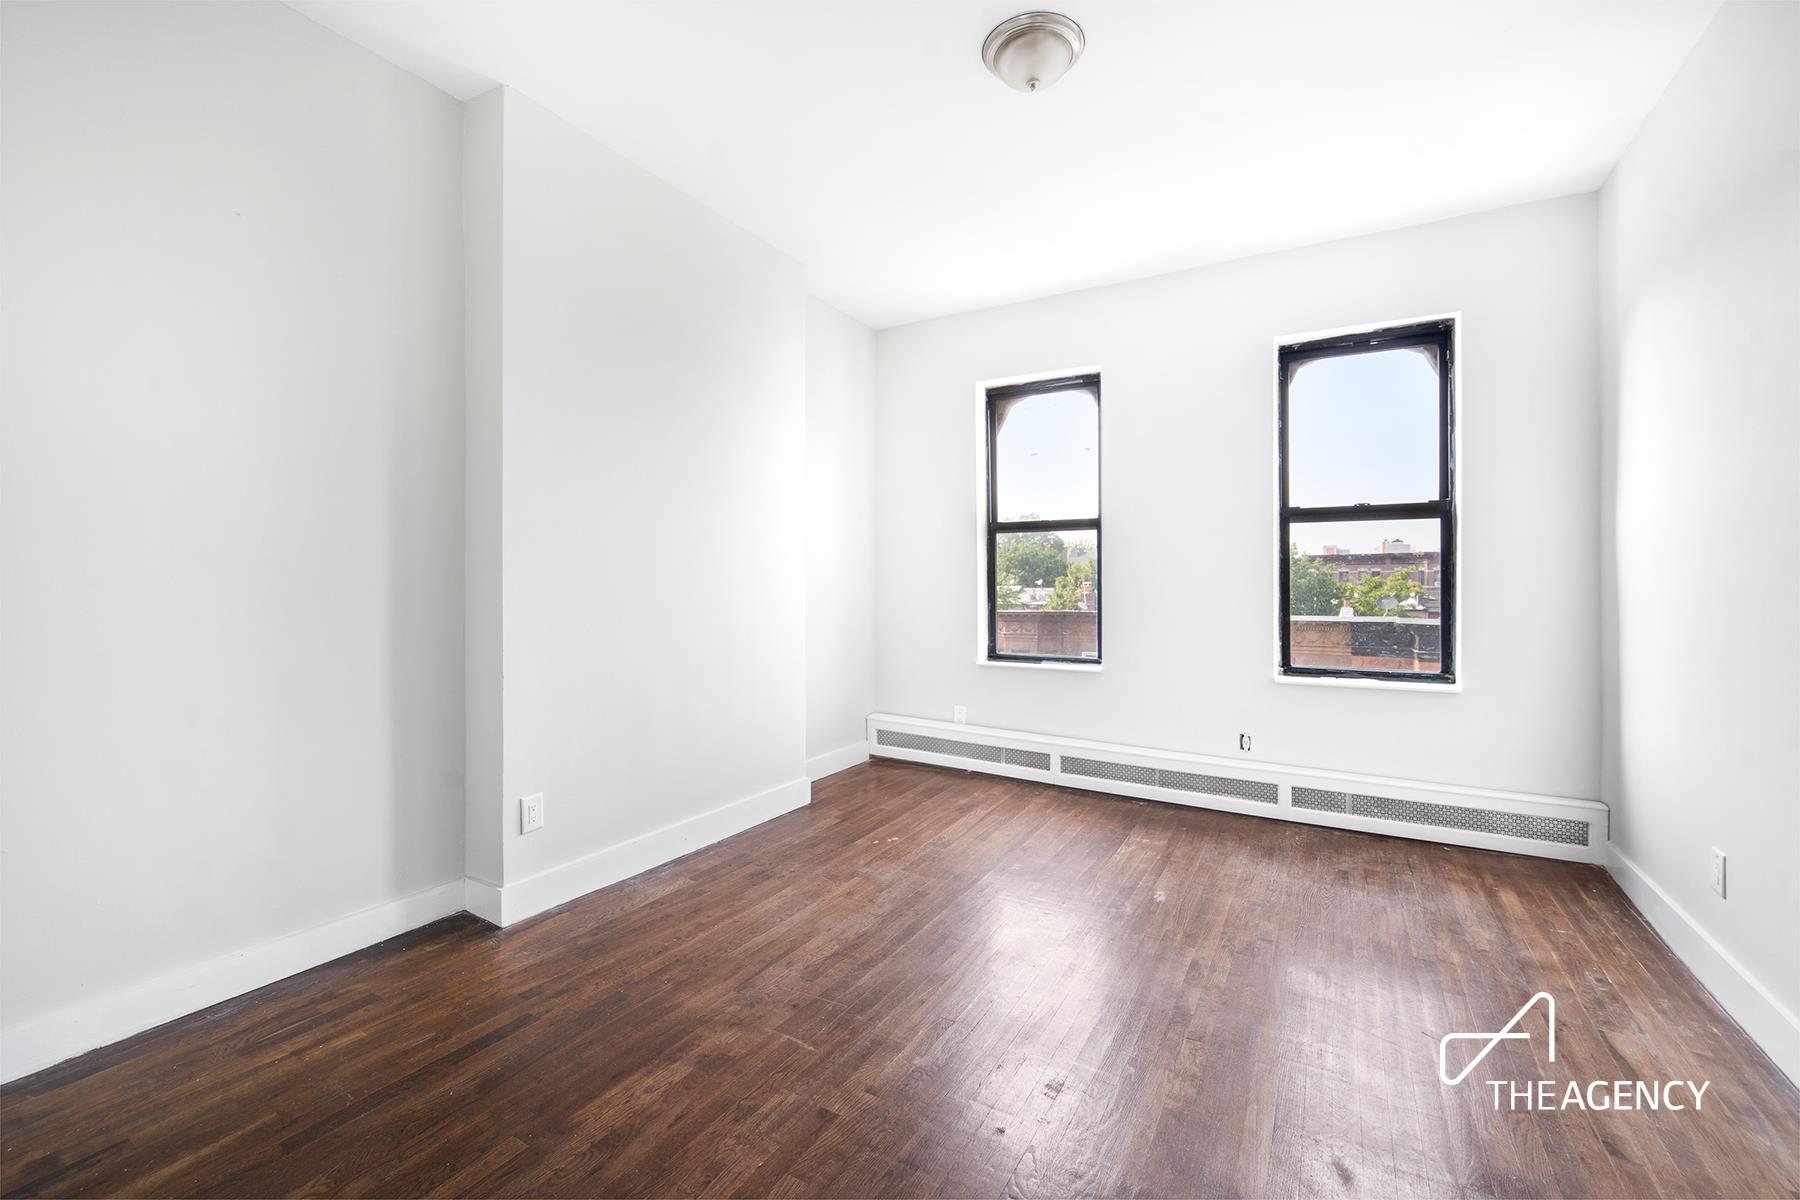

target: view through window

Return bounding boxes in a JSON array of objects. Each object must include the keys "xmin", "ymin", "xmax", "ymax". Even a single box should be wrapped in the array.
[
  {"xmin": 986, "ymin": 375, "xmax": 1100, "ymax": 662},
  {"xmin": 1279, "ymin": 322, "xmax": 1455, "ymax": 681}
]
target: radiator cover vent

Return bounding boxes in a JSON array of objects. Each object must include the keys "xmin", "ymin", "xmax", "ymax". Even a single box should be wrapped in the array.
[
  {"xmin": 874, "ymin": 729, "xmax": 1049, "ymax": 773},
  {"xmin": 1156, "ymin": 768, "xmax": 1279, "ymax": 805},
  {"xmin": 1062, "ymin": 756, "xmax": 1278, "ymax": 805},
  {"xmin": 1061, "ymin": 756, "xmax": 1153, "ymax": 786},
  {"xmin": 1291, "ymin": 786, "xmax": 1589, "ymax": 847},
  {"xmin": 875, "ymin": 728, "xmax": 1001, "ymax": 763}
]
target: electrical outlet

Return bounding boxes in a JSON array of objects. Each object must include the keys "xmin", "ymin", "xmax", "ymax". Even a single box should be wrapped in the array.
[
  {"xmin": 521, "ymin": 793, "xmax": 545, "ymax": 835},
  {"xmin": 953, "ymin": 706, "xmax": 968, "ymax": 724},
  {"xmin": 1710, "ymin": 848, "xmax": 1726, "ymax": 898},
  {"xmin": 1238, "ymin": 733, "xmax": 1253, "ymax": 752}
]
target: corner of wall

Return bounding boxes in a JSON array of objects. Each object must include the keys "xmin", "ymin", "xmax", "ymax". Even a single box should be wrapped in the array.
[
  {"xmin": 1608, "ymin": 845, "xmax": 1800, "ymax": 1083},
  {"xmin": 804, "ymin": 296, "xmax": 879, "ymax": 770},
  {"xmin": 462, "ymin": 85, "xmax": 505, "ymax": 887}
]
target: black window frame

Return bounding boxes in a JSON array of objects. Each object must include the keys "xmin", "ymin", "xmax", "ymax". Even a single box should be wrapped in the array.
[
  {"xmin": 985, "ymin": 373, "xmax": 1102, "ymax": 665},
  {"xmin": 1277, "ymin": 320, "xmax": 1456, "ymax": 683}
]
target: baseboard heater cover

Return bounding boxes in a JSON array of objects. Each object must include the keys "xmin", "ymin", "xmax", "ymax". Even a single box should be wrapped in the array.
[
  {"xmin": 867, "ymin": 713, "xmax": 1605, "ymax": 864},
  {"xmin": 1291, "ymin": 786, "xmax": 1589, "ymax": 847}
]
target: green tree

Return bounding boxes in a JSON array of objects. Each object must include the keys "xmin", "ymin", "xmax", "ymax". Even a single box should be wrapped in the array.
[
  {"xmin": 1044, "ymin": 559, "xmax": 1094, "ymax": 610},
  {"xmin": 1287, "ymin": 544, "xmax": 1345, "ymax": 616},
  {"xmin": 994, "ymin": 569, "xmax": 1024, "ymax": 611},
  {"xmin": 1345, "ymin": 570, "xmax": 1424, "ymax": 616},
  {"xmin": 995, "ymin": 529, "xmax": 1067, "ymax": 588}
]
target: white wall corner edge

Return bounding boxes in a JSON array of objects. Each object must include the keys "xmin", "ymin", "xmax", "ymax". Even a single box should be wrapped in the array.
[
  {"xmin": 490, "ymin": 776, "xmax": 811, "ymax": 927},
  {"xmin": 0, "ymin": 879, "xmax": 468, "ymax": 1085},
  {"xmin": 1605, "ymin": 845, "xmax": 1800, "ymax": 1087},
  {"xmin": 807, "ymin": 742, "xmax": 870, "ymax": 782}
]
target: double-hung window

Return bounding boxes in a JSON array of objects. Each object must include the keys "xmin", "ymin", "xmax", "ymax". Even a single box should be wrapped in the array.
[
  {"xmin": 1278, "ymin": 321, "xmax": 1455, "ymax": 682},
  {"xmin": 985, "ymin": 374, "xmax": 1101, "ymax": 664}
]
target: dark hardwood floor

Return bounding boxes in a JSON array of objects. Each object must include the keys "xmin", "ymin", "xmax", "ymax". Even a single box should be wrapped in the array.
[{"xmin": 3, "ymin": 760, "xmax": 1797, "ymax": 1198}]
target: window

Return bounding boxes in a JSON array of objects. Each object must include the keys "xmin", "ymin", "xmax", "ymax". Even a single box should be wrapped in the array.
[
  {"xmin": 1278, "ymin": 321, "xmax": 1454, "ymax": 682},
  {"xmin": 986, "ymin": 374, "xmax": 1100, "ymax": 663}
]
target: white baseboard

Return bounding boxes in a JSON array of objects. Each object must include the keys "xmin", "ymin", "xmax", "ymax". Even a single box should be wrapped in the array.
[
  {"xmin": 13, "ymin": 771, "xmax": 1787, "ymax": 1102},
  {"xmin": 463, "ymin": 876, "xmax": 503, "ymax": 926},
  {"xmin": 807, "ymin": 742, "xmax": 870, "ymax": 781},
  {"xmin": 0, "ymin": 778, "xmax": 813, "ymax": 1086},
  {"xmin": 1606, "ymin": 845, "xmax": 1800, "ymax": 1086},
  {"xmin": 0, "ymin": 879, "xmax": 466, "ymax": 1085},
  {"xmin": 489, "ymin": 776, "xmax": 811, "ymax": 926}
]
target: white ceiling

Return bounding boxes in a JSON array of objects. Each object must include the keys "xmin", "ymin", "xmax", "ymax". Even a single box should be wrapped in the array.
[{"xmin": 289, "ymin": 1, "xmax": 1719, "ymax": 328}]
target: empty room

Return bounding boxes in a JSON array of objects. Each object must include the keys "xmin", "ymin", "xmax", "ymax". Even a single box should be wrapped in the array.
[{"xmin": 2, "ymin": 1, "xmax": 1797, "ymax": 1197}]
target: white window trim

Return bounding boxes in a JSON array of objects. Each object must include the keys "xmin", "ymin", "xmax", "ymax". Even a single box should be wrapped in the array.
[
  {"xmin": 978, "ymin": 657, "xmax": 1104, "ymax": 673},
  {"xmin": 1268, "ymin": 313, "xmax": 1464, "ymax": 693}
]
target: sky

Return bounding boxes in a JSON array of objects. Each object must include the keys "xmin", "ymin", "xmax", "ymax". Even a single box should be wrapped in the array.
[
  {"xmin": 994, "ymin": 388, "xmax": 1098, "ymax": 522},
  {"xmin": 1288, "ymin": 345, "xmax": 1440, "ymax": 511},
  {"xmin": 1289, "ymin": 517, "xmax": 1440, "ymax": 556}
]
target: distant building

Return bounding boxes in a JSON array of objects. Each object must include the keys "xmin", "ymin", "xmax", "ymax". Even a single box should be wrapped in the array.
[{"xmin": 1319, "ymin": 539, "xmax": 1442, "ymax": 618}]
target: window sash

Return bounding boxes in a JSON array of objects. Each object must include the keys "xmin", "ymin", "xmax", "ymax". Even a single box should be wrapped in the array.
[
  {"xmin": 1277, "ymin": 322, "xmax": 1455, "ymax": 682},
  {"xmin": 987, "ymin": 375, "xmax": 1102, "ymax": 664}
]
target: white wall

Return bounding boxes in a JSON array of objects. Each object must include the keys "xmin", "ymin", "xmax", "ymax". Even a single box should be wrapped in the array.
[
  {"xmin": 805, "ymin": 298, "xmax": 877, "ymax": 778},
  {"xmin": 480, "ymin": 91, "xmax": 809, "ymax": 910},
  {"xmin": 874, "ymin": 196, "xmax": 1600, "ymax": 799},
  {"xmin": 1599, "ymin": 1, "xmax": 1800, "ymax": 1080},
  {"xmin": 0, "ymin": 0, "xmax": 465, "ymax": 1069}
]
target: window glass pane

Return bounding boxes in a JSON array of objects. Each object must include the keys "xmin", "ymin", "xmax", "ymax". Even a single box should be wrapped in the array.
[
  {"xmin": 995, "ymin": 528, "xmax": 1098, "ymax": 659},
  {"xmin": 1287, "ymin": 517, "xmax": 1441, "ymax": 676},
  {"xmin": 1287, "ymin": 346, "xmax": 1439, "ymax": 507},
  {"xmin": 994, "ymin": 387, "xmax": 1098, "ymax": 522}
]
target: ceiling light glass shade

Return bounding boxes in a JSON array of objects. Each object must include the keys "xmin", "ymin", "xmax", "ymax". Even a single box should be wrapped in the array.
[{"xmin": 982, "ymin": 12, "xmax": 1086, "ymax": 93}]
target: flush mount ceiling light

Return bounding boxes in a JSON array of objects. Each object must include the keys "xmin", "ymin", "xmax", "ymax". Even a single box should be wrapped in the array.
[{"xmin": 982, "ymin": 11, "xmax": 1086, "ymax": 93}]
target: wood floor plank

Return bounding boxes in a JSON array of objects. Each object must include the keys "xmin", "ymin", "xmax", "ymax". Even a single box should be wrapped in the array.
[{"xmin": 3, "ymin": 760, "xmax": 1796, "ymax": 1199}]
